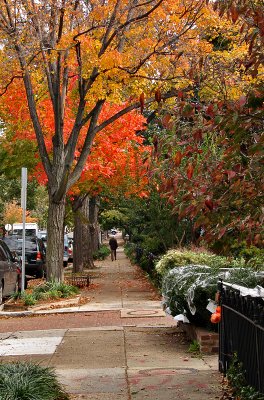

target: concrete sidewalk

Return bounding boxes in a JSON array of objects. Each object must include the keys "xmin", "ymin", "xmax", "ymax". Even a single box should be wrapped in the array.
[{"xmin": 0, "ymin": 245, "xmax": 222, "ymax": 399}]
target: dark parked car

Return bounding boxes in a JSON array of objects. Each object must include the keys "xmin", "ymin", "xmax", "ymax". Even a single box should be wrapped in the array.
[
  {"xmin": 0, "ymin": 239, "xmax": 21, "ymax": 305},
  {"xmin": 2, "ymin": 236, "xmax": 46, "ymax": 279}
]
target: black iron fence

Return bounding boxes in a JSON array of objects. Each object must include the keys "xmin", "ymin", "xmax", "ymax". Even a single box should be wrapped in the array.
[{"xmin": 218, "ymin": 280, "xmax": 264, "ymax": 394}]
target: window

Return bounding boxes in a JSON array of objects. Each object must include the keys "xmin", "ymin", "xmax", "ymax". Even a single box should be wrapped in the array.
[
  {"xmin": 0, "ymin": 244, "xmax": 7, "ymax": 261},
  {"xmin": 1, "ymin": 241, "xmax": 13, "ymax": 262}
]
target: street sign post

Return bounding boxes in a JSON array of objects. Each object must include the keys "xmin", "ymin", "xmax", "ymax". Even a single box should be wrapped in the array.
[
  {"xmin": 21, "ymin": 167, "xmax": 27, "ymax": 293},
  {"xmin": 4, "ymin": 223, "xmax": 12, "ymax": 232}
]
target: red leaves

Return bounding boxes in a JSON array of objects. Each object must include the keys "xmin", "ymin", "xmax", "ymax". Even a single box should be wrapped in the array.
[
  {"xmin": 139, "ymin": 93, "xmax": 144, "ymax": 114},
  {"xmin": 155, "ymin": 89, "xmax": 162, "ymax": 103},
  {"xmin": 167, "ymin": 195, "xmax": 175, "ymax": 206},
  {"xmin": 193, "ymin": 129, "xmax": 203, "ymax": 142},
  {"xmin": 162, "ymin": 113, "xmax": 172, "ymax": 129},
  {"xmin": 230, "ymin": 5, "xmax": 239, "ymax": 23},
  {"xmin": 218, "ymin": 227, "xmax": 226, "ymax": 239},
  {"xmin": 205, "ymin": 198, "xmax": 214, "ymax": 211},
  {"xmin": 178, "ymin": 90, "xmax": 184, "ymax": 100},
  {"xmin": 153, "ymin": 135, "xmax": 158, "ymax": 156},
  {"xmin": 186, "ymin": 163, "xmax": 194, "ymax": 179},
  {"xmin": 225, "ymin": 170, "xmax": 236, "ymax": 180},
  {"xmin": 205, "ymin": 103, "xmax": 215, "ymax": 118},
  {"xmin": 174, "ymin": 151, "xmax": 183, "ymax": 167}
]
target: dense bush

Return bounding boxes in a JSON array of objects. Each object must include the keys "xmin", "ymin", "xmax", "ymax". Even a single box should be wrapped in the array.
[
  {"xmin": 0, "ymin": 362, "xmax": 69, "ymax": 400},
  {"xmin": 162, "ymin": 265, "xmax": 264, "ymax": 328},
  {"xmin": 93, "ymin": 244, "xmax": 111, "ymax": 260},
  {"xmin": 155, "ymin": 248, "xmax": 243, "ymax": 279},
  {"xmin": 230, "ymin": 242, "xmax": 264, "ymax": 271},
  {"xmin": 124, "ymin": 241, "xmax": 160, "ymax": 282}
]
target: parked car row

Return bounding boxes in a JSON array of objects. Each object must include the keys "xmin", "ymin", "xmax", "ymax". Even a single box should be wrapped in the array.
[
  {"xmin": 0, "ymin": 231, "xmax": 74, "ymax": 304},
  {"xmin": 3, "ymin": 235, "xmax": 46, "ymax": 279},
  {"xmin": 0, "ymin": 239, "xmax": 21, "ymax": 305}
]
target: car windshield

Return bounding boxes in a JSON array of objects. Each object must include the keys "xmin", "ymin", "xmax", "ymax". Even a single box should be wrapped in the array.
[
  {"xmin": 13, "ymin": 229, "xmax": 36, "ymax": 236},
  {"xmin": 3, "ymin": 237, "xmax": 37, "ymax": 251}
]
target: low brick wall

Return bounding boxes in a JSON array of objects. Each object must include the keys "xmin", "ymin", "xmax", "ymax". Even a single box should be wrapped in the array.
[{"xmin": 180, "ymin": 322, "xmax": 219, "ymax": 353}]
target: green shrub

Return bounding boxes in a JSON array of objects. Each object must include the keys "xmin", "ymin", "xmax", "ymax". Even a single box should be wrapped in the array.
[
  {"xmin": 93, "ymin": 244, "xmax": 111, "ymax": 260},
  {"xmin": 11, "ymin": 291, "xmax": 22, "ymax": 301},
  {"xmin": 33, "ymin": 281, "xmax": 79, "ymax": 299},
  {"xmin": 21, "ymin": 293, "xmax": 37, "ymax": 306},
  {"xmin": 139, "ymin": 236, "xmax": 165, "ymax": 255},
  {"xmin": 227, "ymin": 354, "xmax": 264, "ymax": 400},
  {"xmin": 0, "ymin": 362, "xmax": 69, "ymax": 400},
  {"xmin": 162, "ymin": 265, "xmax": 219, "ymax": 327},
  {"xmin": 124, "ymin": 243, "xmax": 136, "ymax": 262},
  {"xmin": 18, "ymin": 281, "xmax": 79, "ymax": 306},
  {"xmin": 162, "ymin": 265, "xmax": 264, "ymax": 328},
  {"xmin": 230, "ymin": 242, "xmax": 264, "ymax": 270},
  {"xmin": 155, "ymin": 248, "xmax": 244, "ymax": 278}
]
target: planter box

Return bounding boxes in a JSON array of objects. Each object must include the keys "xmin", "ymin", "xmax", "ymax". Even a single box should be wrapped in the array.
[
  {"xmin": 64, "ymin": 274, "xmax": 90, "ymax": 288},
  {"xmin": 3, "ymin": 303, "xmax": 28, "ymax": 312},
  {"xmin": 180, "ymin": 322, "xmax": 219, "ymax": 354},
  {"xmin": 3, "ymin": 295, "xmax": 81, "ymax": 312}
]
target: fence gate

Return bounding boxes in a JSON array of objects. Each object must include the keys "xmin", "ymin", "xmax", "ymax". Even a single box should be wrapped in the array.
[{"xmin": 218, "ymin": 281, "xmax": 264, "ymax": 394}]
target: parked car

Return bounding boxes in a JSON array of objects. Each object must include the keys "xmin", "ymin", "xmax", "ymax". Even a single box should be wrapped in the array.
[
  {"xmin": 68, "ymin": 239, "xmax": 73, "ymax": 263},
  {"xmin": 64, "ymin": 234, "xmax": 69, "ymax": 267},
  {"xmin": 12, "ymin": 222, "xmax": 39, "ymax": 237},
  {"xmin": 37, "ymin": 230, "xmax": 47, "ymax": 247},
  {"xmin": 0, "ymin": 239, "xmax": 21, "ymax": 305},
  {"xmin": 2, "ymin": 236, "xmax": 46, "ymax": 279}
]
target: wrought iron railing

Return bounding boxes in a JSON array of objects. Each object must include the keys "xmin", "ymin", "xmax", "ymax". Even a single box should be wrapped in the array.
[{"xmin": 218, "ymin": 280, "xmax": 264, "ymax": 394}]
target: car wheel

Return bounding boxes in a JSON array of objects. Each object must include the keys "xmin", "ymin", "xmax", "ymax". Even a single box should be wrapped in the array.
[
  {"xmin": 35, "ymin": 269, "xmax": 44, "ymax": 279},
  {"xmin": 0, "ymin": 283, "xmax": 3, "ymax": 305}
]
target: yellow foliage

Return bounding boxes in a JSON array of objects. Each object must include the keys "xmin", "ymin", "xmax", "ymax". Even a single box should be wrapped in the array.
[{"xmin": 3, "ymin": 201, "xmax": 38, "ymax": 225}]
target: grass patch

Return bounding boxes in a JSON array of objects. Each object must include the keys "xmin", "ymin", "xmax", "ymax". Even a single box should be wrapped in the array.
[
  {"xmin": 0, "ymin": 362, "xmax": 69, "ymax": 400},
  {"xmin": 188, "ymin": 340, "xmax": 200, "ymax": 354},
  {"xmin": 11, "ymin": 281, "xmax": 80, "ymax": 306}
]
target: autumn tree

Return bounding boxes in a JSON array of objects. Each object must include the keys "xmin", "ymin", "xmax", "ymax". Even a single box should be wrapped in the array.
[
  {"xmin": 70, "ymin": 104, "xmax": 148, "ymax": 272},
  {"xmin": 0, "ymin": 74, "xmax": 148, "ymax": 271},
  {"xmin": 0, "ymin": 0, "xmax": 211, "ymax": 281},
  {"xmin": 3, "ymin": 201, "xmax": 37, "ymax": 226},
  {"xmin": 212, "ymin": 0, "xmax": 264, "ymax": 74},
  {"xmin": 151, "ymin": 5, "xmax": 264, "ymax": 252}
]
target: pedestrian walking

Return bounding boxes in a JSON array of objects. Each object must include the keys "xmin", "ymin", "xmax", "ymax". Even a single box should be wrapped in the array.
[{"xmin": 109, "ymin": 237, "xmax": 118, "ymax": 261}]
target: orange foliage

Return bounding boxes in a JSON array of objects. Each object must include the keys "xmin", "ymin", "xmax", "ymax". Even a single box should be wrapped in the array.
[{"xmin": 0, "ymin": 82, "xmax": 149, "ymax": 197}]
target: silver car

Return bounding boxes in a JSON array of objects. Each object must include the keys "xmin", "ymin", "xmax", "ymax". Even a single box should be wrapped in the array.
[{"xmin": 0, "ymin": 239, "xmax": 21, "ymax": 305}]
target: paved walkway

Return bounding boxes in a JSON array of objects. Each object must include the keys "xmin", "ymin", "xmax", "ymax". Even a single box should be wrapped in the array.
[{"xmin": 0, "ymin": 244, "xmax": 222, "ymax": 399}]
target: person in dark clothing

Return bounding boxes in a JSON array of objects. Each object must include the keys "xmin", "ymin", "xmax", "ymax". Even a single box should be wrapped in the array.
[{"xmin": 109, "ymin": 237, "xmax": 118, "ymax": 261}]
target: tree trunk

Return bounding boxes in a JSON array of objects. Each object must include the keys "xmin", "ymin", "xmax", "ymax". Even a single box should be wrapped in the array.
[
  {"xmin": 89, "ymin": 196, "xmax": 100, "ymax": 253},
  {"xmin": 72, "ymin": 195, "xmax": 94, "ymax": 272},
  {"xmin": 46, "ymin": 196, "xmax": 66, "ymax": 282},
  {"xmin": 82, "ymin": 197, "xmax": 94, "ymax": 269},
  {"xmin": 73, "ymin": 206, "xmax": 84, "ymax": 273}
]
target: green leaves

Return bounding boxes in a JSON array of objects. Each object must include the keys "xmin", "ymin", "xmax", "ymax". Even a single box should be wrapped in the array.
[{"xmin": 0, "ymin": 362, "xmax": 69, "ymax": 400}]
